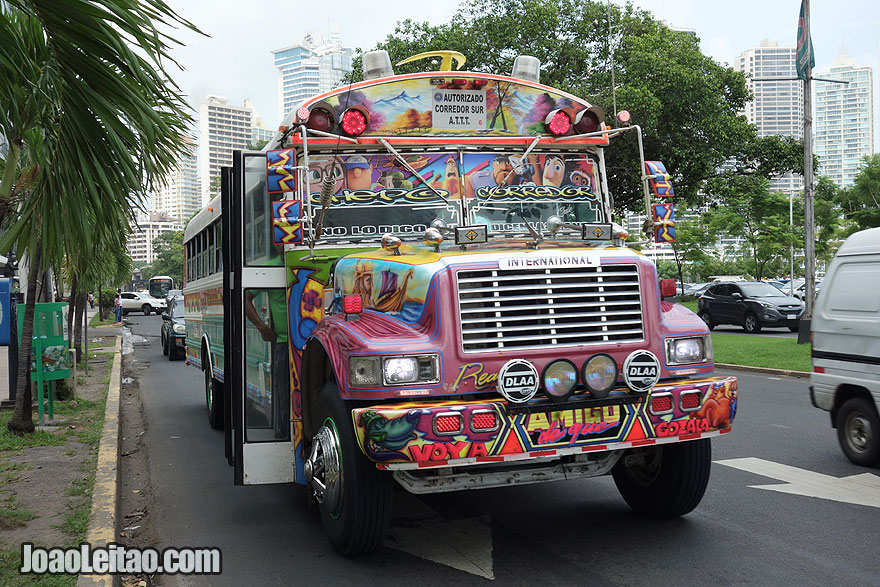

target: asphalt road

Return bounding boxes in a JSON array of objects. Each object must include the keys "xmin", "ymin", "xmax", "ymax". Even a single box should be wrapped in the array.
[{"xmin": 125, "ymin": 314, "xmax": 880, "ymax": 586}]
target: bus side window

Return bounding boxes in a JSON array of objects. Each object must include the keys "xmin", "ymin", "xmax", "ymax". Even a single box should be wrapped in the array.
[{"xmin": 214, "ymin": 222, "xmax": 222, "ymax": 274}]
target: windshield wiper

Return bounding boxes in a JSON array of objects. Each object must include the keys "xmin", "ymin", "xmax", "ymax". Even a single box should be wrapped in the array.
[
  {"xmin": 378, "ymin": 138, "xmax": 449, "ymax": 205},
  {"xmin": 472, "ymin": 136, "xmax": 541, "ymax": 215}
]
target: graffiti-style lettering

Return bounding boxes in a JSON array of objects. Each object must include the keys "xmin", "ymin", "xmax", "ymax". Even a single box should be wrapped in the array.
[
  {"xmin": 309, "ymin": 187, "xmax": 447, "ymax": 207},
  {"xmin": 408, "ymin": 441, "xmax": 486, "ymax": 462},
  {"xmin": 655, "ymin": 418, "xmax": 710, "ymax": 437},
  {"xmin": 475, "ymin": 184, "xmax": 598, "ymax": 201},
  {"xmin": 453, "ymin": 363, "xmax": 498, "ymax": 392},
  {"xmin": 535, "ymin": 420, "xmax": 617, "ymax": 445}
]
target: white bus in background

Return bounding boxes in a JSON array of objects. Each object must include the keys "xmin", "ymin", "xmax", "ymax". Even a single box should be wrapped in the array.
[{"xmin": 147, "ymin": 275, "xmax": 175, "ymax": 300}]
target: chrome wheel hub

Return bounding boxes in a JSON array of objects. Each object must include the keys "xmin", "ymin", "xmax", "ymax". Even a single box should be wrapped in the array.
[
  {"xmin": 305, "ymin": 423, "xmax": 342, "ymax": 513},
  {"xmin": 847, "ymin": 414, "xmax": 872, "ymax": 453}
]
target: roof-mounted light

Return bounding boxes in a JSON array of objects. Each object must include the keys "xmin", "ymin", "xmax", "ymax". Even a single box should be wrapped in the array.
[
  {"xmin": 307, "ymin": 107, "xmax": 334, "ymax": 133},
  {"xmin": 574, "ymin": 106, "xmax": 605, "ymax": 134},
  {"xmin": 511, "ymin": 55, "xmax": 541, "ymax": 83},
  {"xmin": 545, "ymin": 109, "xmax": 572, "ymax": 136},
  {"xmin": 341, "ymin": 106, "xmax": 369, "ymax": 137},
  {"xmin": 362, "ymin": 50, "xmax": 394, "ymax": 80}
]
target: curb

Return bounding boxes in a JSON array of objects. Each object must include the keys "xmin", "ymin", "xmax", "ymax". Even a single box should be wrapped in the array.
[
  {"xmin": 77, "ymin": 336, "xmax": 122, "ymax": 587},
  {"xmin": 715, "ymin": 362, "xmax": 810, "ymax": 379}
]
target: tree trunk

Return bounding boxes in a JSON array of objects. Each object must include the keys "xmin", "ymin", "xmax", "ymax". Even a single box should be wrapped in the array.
[
  {"xmin": 73, "ymin": 292, "xmax": 85, "ymax": 363},
  {"xmin": 8, "ymin": 240, "xmax": 41, "ymax": 435},
  {"xmin": 67, "ymin": 275, "xmax": 77, "ymax": 344}
]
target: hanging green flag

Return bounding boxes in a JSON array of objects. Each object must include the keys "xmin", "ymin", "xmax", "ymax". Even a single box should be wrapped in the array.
[{"xmin": 796, "ymin": 0, "xmax": 815, "ymax": 81}]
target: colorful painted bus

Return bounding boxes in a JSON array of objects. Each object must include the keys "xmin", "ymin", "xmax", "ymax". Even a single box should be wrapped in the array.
[{"xmin": 186, "ymin": 51, "xmax": 738, "ymax": 555}]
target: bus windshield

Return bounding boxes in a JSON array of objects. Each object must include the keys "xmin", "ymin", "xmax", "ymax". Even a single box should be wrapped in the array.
[
  {"xmin": 148, "ymin": 277, "xmax": 174, "ymax": 299},
  {"xmin": 304, "ymin": 151, "xmax": 603, "ymax": 243}
]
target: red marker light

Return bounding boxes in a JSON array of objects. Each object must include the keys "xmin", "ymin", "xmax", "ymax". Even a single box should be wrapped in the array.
[
  {"xmin": 307, "ymin": 108, "xmax": 334, "ymax": 133},
  {"xmin": 296, "ymin": 107, "xmax": 310, "ymax": 122},
  {"xmin": 617, "ymin": 110, "xmax": 631, "ymax": 124},
  {"xmin": 660, "ymin": 279, "xmax": 677, "ymax": 298},
  {"xmin": 342, "ymin": 294, "xmax": 363, "ymax": 314},
  {"xmin": 341, "ymin": 108, "xmax": 368, "ymax": 137},
  {"xmin": 545, "ymin": 109, "xmax": 571, "ymax": 136}
]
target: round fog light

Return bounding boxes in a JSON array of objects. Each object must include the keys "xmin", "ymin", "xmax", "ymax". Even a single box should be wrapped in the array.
[
  {"xmin": 582, "ymin": 354, "xmax": 618, "ymax": 398},
  {"xmin": 542, "ymin": 359, "xmax": 578, "ymax": 402}
]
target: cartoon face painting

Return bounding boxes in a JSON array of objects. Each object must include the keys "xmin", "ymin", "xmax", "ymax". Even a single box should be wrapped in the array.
[
  {"xmin": 491, "ymin": 156, "xmax": 514, "ymax": 185},
  {"xmin": 542, "ymin": 155, "xmax": 566, "ymax": 187},
  {"xmin": 308, "ymin": 157, "xmax": 344, "ymax": 194},
  {"xmin": 345, "ymin": 155, "xmax": 373, "ymax": 190}
]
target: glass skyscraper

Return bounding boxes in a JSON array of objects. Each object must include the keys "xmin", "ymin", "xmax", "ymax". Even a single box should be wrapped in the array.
[{"xmin": 815, "ymin": 45, "xmax": 874, "ymax": 187}]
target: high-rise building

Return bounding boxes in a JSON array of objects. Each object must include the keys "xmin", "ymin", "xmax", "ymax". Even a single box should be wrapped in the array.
[
  {"xmin": 734, "ymin": 39, "xmax": 804, "ymax": 195},
  {"xmin": 198, "ymin": 95, "xmax": 254, "ymax": 204},
  {"xmin": 272, "ymin": 30, "xmax": 353, "ymax": 123},
  {"xmin": 127, "ymin": 211, "xmax": 184, "ymax": 265},
  {"xmin": 251, "ymin": 115, "xmax": 276, "ymax": 148},
  {"xmin": 815, "ymin": 44, "xmax": 874, "ymax": 187},
  {"xmin": 154, "ymin": 136, "xmax": 201, "ymax": 222}
]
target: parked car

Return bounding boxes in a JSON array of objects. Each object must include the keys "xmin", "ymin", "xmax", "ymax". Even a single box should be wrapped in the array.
[
  {"xmin": 811, "ymin": 227, "xmax": 880, "ymax": 465},
  {"xmin": 697, "ymin": 281, "xmax": 804, "ymax": 333},
  {"xmin": 120, "ymin": 291, "xmax": 167, "ymax": 316},
  {"xmin": 165, "ymin": 288, "xmax": 182, "ymax": 305},
  {"xmin": 794, "ymin": 280, "xmax": 822, "ymax": 301},
  {"xmin": 683, "ymin": 282, "xmax": 712, "ymax": 297},
  {"xmin": 161, "ymin": 296, "xmax": 186, "ymax": 360}
]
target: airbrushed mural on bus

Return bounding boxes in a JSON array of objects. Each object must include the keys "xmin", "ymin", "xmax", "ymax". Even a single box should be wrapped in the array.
[{"xmin": 182, "ymin": 51, "xmax": 737, "ymax": 555}]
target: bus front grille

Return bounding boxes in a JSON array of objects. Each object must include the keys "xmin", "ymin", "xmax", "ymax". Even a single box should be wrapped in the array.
[{"xmin": 456, "ymin": 264, "xmax": 643, "ymax": 352}]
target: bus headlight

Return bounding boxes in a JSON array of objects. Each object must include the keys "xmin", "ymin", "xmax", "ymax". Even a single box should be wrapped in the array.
[
  {"xmin": 665, "ymin": 336, "xmax": 712, "ymax": 365},
  {"xmin": 172, "ymin": 324, "xmax": 186, "ymax": 334},
  {"xmin": 349, "ymin": 357, "xmax": 380, "ymax": 387},
  {"xmin": 384, "ymin": 357, "xmax": 419, "ymax": 384},
  {"xmin": 349, "ymin": 354, "xmax": 439, "ymax": 387}
]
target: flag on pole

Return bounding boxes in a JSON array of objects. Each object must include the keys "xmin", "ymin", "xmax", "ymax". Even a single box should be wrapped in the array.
[{"xmin": 796, "ymin": 0, "xmax": 814, "ymax": 81}]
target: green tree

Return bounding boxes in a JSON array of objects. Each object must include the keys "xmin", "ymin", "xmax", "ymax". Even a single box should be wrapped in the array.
[
  {"xmin": 668, "ymin": 216, "xmax": 718, "ymax": 286},
  {"xmin": 0, "ymin": 1, "xmax": 199, "ymax": 433},
  {"xmin": 150, "ymin": 230, "xmax": 184, "ymax": 286},
  {"xmin": 836, "ymin": 154, "xmax": 880, "ymax": 233},
  {"xmin": 704, "ymin": 175, "xmax": 796, "ymax": 281},
  {"xmin": 348, "ymin": 0, "xmax": 799, "ymax": 211}
]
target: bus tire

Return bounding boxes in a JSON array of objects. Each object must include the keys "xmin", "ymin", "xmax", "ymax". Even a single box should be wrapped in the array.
[
  {"xmin": 612, "ymin": 439, "xmax": 711, "ymax": 518},
  {"xmin": 306, "ymin": 382, "xmax": 391, "ymax": 555},
  {"xmin": 206, "ymin": 366, "xmax": 224, "ymax": 430}
]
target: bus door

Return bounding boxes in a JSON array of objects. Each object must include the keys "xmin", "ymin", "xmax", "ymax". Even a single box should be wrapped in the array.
[{"xmin": 223, "ymin": 149, "xmax": 295, "ymax": 485}]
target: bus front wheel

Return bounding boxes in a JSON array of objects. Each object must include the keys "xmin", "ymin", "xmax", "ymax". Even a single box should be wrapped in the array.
[
  {"xmin": 612, "ymin": 439, "xmax": 711, "ymax": 518},
  {"xmin": 305, "ymin": 382, "xmax": 391, "ymax": 555}
]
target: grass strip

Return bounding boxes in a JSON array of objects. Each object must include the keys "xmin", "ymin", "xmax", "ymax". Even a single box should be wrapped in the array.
[{"xmin": 712, "ymin": 333, "xmax": 811, "ymax": 372}]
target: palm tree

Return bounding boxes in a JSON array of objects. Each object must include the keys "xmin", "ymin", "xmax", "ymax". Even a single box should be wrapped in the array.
[{"xmin": 0, "ymin": 1, "xmax": 200, "ymax": 433}]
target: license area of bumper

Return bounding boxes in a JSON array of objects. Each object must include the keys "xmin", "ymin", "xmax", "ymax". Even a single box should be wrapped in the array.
[{"xmin": 352, "ymin": 376, "xmax": 737, "ymax": 469}]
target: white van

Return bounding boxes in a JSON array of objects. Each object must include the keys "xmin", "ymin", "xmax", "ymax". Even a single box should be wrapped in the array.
[{"xmin": 810, "ymin": 227, "xmax": 880, "ymax": 466}]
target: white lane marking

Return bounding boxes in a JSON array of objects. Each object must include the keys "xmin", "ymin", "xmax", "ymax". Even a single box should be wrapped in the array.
[
  {"xmin": 386, "ymin": 494, "xmax": 494, "ymax": 579},
  {"xmin": 715, "ymin": 457, "xmax": 880, "ymax": 508}
]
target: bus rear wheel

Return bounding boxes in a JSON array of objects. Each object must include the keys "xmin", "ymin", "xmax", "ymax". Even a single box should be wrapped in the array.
[
  {"xmin": 205, "ymin": 365, "xmax": 223, "ymax": 430},
  {"xmin": 612, "ymin": 439, "xmax": 711, "ymax": 518},
  {"xmin": 305, "ymin": 382, "xmax": 391, "ymax": 556}
]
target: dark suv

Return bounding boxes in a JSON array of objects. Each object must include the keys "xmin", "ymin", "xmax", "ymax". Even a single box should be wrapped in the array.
[
  {"xmin": 697, "ymin": 281, "xmax": 804, "ymax": 333},
  {"xmin": 161, "ymin": 296, "xmax": 186, "ymax": 360}
]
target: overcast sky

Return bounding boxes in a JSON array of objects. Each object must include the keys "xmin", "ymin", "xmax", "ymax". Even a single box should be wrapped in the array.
[{"xmin": 164, "ymin": 0, "xmax": 879, "ymax": 141}]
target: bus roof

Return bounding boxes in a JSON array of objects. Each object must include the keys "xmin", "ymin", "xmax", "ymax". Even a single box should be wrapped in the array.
[{"xmin": 184, "ymin": 195, "xmax": 221, "ymax": 243}]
